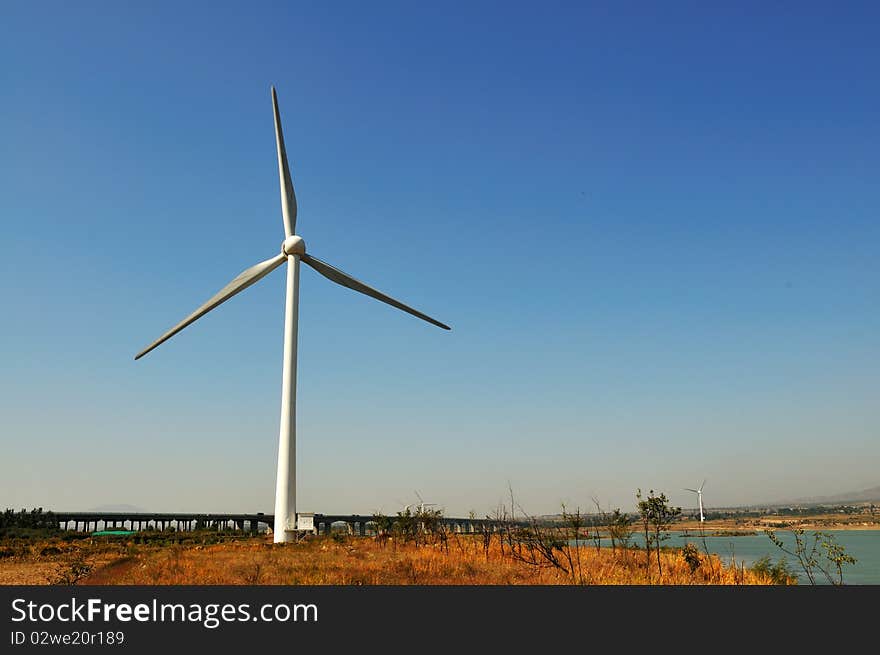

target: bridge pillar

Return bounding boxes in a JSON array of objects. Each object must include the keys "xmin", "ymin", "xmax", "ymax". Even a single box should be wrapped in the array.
[{"xmin": 359, "ymin": 522, "xmax": 366, "ymax": 536}]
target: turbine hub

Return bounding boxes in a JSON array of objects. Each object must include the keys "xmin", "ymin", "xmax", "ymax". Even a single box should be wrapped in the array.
[{"xmin": 282, "ymin": 235, "xmax": 306, "ymax": 256}]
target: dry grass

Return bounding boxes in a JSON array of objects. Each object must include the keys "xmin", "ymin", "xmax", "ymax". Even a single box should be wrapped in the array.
[{"xmin": 0, "ymin": 533, "xmax": 780, "ymax": 585}]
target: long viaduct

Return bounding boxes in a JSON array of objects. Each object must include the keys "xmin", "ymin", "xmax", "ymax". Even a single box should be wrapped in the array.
[{"xmin": 50, "ymin": 512, "xmax": 519, "ymax": 535}]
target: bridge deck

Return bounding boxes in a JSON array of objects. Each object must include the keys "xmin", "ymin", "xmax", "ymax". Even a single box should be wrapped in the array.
[{"xmin": 50, "ymin": 512, "xmax": 519, "ymax": 534}]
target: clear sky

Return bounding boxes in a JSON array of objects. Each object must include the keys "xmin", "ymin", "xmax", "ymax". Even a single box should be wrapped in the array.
[{"xmin": 1, "ymin": 2, "xmax": 877, "ymax": 517}]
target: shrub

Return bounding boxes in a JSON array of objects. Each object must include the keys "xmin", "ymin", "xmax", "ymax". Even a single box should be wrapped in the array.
[{"xmin": 751, "ymin": 555, "xmax": 797, "ymax": 585}]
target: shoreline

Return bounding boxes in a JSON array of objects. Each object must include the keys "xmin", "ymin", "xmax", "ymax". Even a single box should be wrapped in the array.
[{"xmin": 671, "ymin": 520, "xmax": 880, "ymax": 534}]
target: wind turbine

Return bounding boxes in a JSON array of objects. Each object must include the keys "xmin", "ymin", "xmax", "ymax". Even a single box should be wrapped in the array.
[
  {"xmin": 135, "ymin": 86, "xmax": 450, "ymax": 543},
  {"xmin": 414, "ymin": 490, "xmax": 438, "ymax": 513},
  {"xmin": 684, "ymin": 480, "xmax": 707, "ymax": 522}
]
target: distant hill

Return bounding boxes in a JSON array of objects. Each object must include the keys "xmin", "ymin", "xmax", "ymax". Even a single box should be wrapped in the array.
[
  {"xmin": 85, "ymin": 504, "xmax": 148, "ymax": 513},
  {"xmin": 788, "ymin": 485, "xmax": 880, "ymax": 505}
]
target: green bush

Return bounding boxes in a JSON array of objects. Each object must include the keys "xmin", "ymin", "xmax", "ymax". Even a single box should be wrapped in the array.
[{"xmin": 751, "ymin": 555, "xmax": 797, "ymax": 585}]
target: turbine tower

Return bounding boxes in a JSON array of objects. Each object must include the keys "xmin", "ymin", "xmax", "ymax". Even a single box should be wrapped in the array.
[
  {"xmin": 684, "ymin": 479, "xmax": 707, "ymax": 522},
  {"xmin": 135, "ymin": 86, "xmax": 450, "ymax": 543}
]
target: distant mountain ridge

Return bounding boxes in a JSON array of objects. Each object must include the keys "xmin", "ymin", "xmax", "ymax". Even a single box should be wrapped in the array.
[{"xmin": 787, "ymin": 485, "xmax": 880, "ymax": 505}]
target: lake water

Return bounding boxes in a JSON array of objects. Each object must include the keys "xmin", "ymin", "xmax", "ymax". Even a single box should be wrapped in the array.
[{"xmin": 583, "ymin": 530, "xmax": 879, "ymax": 584}]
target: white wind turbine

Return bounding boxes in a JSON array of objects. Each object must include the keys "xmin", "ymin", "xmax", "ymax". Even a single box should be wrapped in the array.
[
  {"xmin": 135, "ymin": 86, "xmax": 450, "ymax": 543},
  {"xmin": 684, "ymin": 479, "xmax": 707, "ymax": 522},
  {"xmin": 414, "ymin": 491, "xmax": 438, "ymax": 513}
]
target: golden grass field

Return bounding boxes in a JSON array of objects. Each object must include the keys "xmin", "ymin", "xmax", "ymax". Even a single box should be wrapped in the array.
[{"xmin": 0, "ymin": 532, "xmax": 783, "ymax": 586}]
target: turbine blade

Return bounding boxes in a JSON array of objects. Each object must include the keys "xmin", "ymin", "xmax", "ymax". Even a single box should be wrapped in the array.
[
  {"xmin": 699, "ymin": 479, "xmax": 706, "ymax": 492},
  {"xmin": 301, "ymin": 253, "xmax": 451, "ymax": 330},
  {"xmin": 271, "ymin": 86, "xmax": 297, "ymax": 237},
  {"xmin": 684, "ymin": 488, "xmax": 698, "ymax": 493},
  {"xmin": 135, "ymin": 252, "xmax": 287, "ymax": 360}
]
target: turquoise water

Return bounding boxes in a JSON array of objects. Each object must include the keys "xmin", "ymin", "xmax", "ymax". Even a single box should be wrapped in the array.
[{"xmin": 579, "ymin": 530, "xmax": 879, "ymax": 584}]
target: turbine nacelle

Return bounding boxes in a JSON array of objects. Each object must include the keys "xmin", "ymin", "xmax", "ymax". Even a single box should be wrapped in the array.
[{"xmin": 282, "ymin": 235, "xmax": 306, "ymax": 256}]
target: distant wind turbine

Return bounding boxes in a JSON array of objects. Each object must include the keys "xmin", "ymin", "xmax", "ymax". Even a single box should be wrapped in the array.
[
  {"xmin": 414, "ymin": 490, "xmax": 438, "ymax": 513},
  {"xmin": 135, "ymin": 86, "xmax": 450, "ymax": 543},
  {"xmin": 684, "ymin": 480, "xmax": 707, "ymax": 522}
]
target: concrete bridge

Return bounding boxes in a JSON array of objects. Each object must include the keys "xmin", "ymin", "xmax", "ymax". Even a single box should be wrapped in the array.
[{"xmin": 51, "ymin": 512, "xmax": 517, "ymax": 535}]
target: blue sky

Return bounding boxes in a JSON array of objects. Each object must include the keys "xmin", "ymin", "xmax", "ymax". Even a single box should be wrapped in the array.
[{"xmin": 1, "ymin": 2, "xmax": 877, "ymax": 516}]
